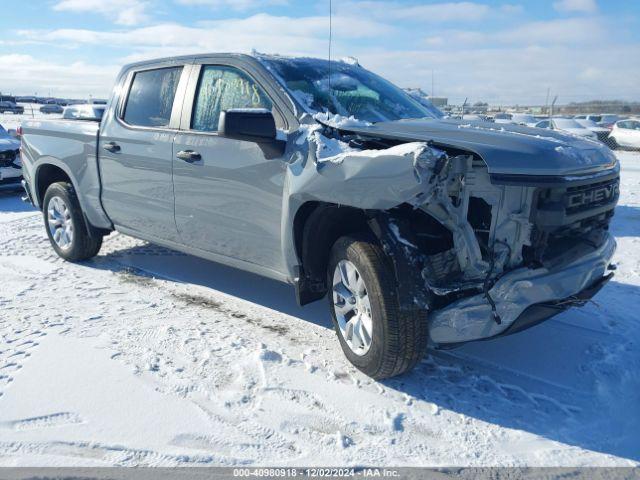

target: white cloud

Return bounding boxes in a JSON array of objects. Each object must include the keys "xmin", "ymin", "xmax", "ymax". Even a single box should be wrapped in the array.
[
  {"xmin": 8, "ymin": 2, "xmax": 640, "ymax": 104},
  {"xmin": 0, "ymin": 54, "xmax": 118, "ymax": 97},
  {"xmin": 339, "ymin": 1, "xmax": 492, "ymax": 22},
  {"xmin": 176, "ymin": 0, "xmax": 288, "ymax": 10},
  {"xmin": 53, "ymin": 0, "xmax": 150, "ymax": 26},
  {"xmin": 432, "ymin": 17, "xmax": 607, "ymax": 47},
  {"xmin": 553, "ymin": 0, "xmax": 598, "ymax": 14},
  {"xmin": 18, "ymin": 13, "xmax": 390, "ymax": 56}
]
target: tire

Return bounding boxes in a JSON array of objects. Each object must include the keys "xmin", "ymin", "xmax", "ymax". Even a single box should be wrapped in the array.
[
  {"xmin": 43, "ymin": 182, "xmax": 102, "ymax": 262},
  {"xmin": 327, "ymin": 234, "xmax": 428, "ymax": 379},
  {"xmin": 607, "ymin": 136, "xmax": 619, "ymax": 150}
]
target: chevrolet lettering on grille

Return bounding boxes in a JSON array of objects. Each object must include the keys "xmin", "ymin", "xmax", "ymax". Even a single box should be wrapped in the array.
[{"xmin": 567, "ymin": 182, "xmax": 619, "ymax": 210}]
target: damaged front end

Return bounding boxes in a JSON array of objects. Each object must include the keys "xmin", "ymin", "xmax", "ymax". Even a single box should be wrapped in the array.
[{"xmin": 287, "ymin": 120, "xmax": 619, "ymax": 346}]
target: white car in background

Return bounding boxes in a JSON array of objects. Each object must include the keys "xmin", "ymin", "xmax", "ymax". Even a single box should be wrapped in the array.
[
  {"xmin": 574, "ymin": 118, "xmax": 612, "ymax": 144},
  {"xmin": 534, "ymin": 118, "xmax": 598, "ymax": 140},
  {"xmin": 492, "ymin": 113, "xmax": 537, "ymax": 127},
  {"xmin": 608, "ymin": 119, "xmax": 640, "ymax": 150},
  {"xmin": 510, "ymin": 113, "xmax": 538, "ymax": 127}
]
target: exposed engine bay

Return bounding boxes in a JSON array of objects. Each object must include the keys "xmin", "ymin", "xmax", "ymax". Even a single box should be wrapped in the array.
[{"xmin": 292, "ymin": 120, "xmax": 619, "ymax": 345}]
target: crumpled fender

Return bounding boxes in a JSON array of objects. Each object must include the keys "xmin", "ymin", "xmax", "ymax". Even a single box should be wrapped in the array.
[
  {"xmin": 279, "ymin": 127, "xmax": 449, "ymax": 291},
  {"xmin": 285, "ymin": 130, "xmax": 447, "ymax": 210}
]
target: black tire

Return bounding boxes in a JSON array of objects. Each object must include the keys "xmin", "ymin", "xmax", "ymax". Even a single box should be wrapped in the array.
[
  {"xmin": 327, "ymin": 234, "xmax": 428, "ymax": 379},
  {"xmin": 43, "ymin": 182, "xmax": 102, "ymax": 261},
  {"xmin": 607, "ymin": 136, "xmax": 619, "ymax": 150}
]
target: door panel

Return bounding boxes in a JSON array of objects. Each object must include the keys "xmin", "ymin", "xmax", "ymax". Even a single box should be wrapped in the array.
[
  {"xmin": 172, "ymin": 63, "xmax": 287, "ymax": 273},
  {"xmin": 173, "ymin": 134, "xmax": 286, "ymax": 271},
  {"xmin": 100, "ymin": 65, "xmax": 188, "ymax": 242}
]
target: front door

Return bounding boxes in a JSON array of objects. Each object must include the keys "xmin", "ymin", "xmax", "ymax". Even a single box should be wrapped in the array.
[
  {"xmin": 100, "ymin": 64, "xmax": 188, "ymax": 242},
  {"xmin": 172, "ymin": 63, "xmax": 287, "ymax": 274}
]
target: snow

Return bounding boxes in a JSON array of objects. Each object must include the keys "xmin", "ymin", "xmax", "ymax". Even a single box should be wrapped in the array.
[
  {"xmin": 0, "ymin": 151, "xmax": 639, "ymax": 466},
  {"xmin": 314, "ymin": 112, "xmax": 372, "ymax": 129}
]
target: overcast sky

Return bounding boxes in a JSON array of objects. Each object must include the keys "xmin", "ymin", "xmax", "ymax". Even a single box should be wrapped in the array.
[{"xmin": 0, "ymin": 0, "xmax": 638, "ymax": 104}]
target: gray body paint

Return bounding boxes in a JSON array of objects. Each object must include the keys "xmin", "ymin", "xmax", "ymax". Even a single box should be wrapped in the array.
[{"xmin": 19, "ymin": 53, "xmax": 620, "ymax": 346}]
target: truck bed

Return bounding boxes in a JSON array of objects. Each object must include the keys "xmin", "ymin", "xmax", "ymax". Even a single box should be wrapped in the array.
[{"xmin": 21, "ymin": 119, "xmax": 110, "ymax": 230}]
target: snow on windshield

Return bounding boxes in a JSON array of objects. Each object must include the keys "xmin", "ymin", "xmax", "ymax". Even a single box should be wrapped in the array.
[{"xmin": 257, "ymin": 54, "xmax": 439, "ymax": 123}]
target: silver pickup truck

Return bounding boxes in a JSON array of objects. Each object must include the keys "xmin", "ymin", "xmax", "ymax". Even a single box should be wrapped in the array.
[{"xmin": 21, "ymin": 53, "xmax": 619, "ymax": 379}]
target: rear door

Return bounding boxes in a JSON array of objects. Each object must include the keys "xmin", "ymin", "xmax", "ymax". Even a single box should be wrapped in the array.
[
  {"xmin": 172, "ymin": 58, "xmax": 292, "ymax": 274},
  {"xmin": 99, "ymin": 63, "xmax": 190, "ymax": 242},
  {"xmin": 616, "ymin": 121, "xmax": 631, "ymax": 146}
]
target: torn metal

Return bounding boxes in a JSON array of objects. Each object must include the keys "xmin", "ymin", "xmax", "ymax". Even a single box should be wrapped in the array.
[{"xmin": 283, "ymin": 120, "xmax": 618, "ymax": 345}]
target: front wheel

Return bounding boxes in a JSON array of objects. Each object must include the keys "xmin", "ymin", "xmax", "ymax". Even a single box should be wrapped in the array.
[
  {"xmin": 327, "ymin": 235, "xmax": 428, "ymax": 379},
  {"xmin": 607, "ymin": 136, "xmax": 619, "ymax": 150},
  {"xmin": 43, "ymin": 182, "xmax": 102, "ymax": 262}
]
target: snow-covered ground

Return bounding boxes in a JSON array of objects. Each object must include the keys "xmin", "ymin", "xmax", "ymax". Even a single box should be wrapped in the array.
[{"xmin": 0, "ymin": 146, "xmax": 638, "ymax": 467}]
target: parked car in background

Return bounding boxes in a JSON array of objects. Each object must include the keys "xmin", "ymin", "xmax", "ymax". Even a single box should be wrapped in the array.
[
  {"xmin": 40, "ymin": 104, "xmax": 64, "ymax": 114},
  {"xmin": 598, "ymin": 114, "xmax": 625, "ymax": 130},
  {"xmin": 493, "ymin": 113, "xmax": 512, "ymax": 124},
  {"xmin": 575, "ymin": 118, "xmax": 612, "ymax": 144},
  {"xmin": 63, "ymin": 104, "xmax": 106, "ymax": 121},
  {"xmin": 534, "ymin": 118, "xmax": 598, "ymax": 140},
  {"xmin": 21, "ymin": 53, "xmax": 619, "ymax": 379},
  {"xmin": 0, "ymin": 101, "xmax": 25, "ymax": 114},
  {"xmin": 510, "ymin": 113, "xmax": 538, "ymax": 127},
  {"xmin": 608, "ymin": 119, "xmax": 640, "ymax": 150},
  {"xmin": 0, "ymin": 123, "xmax": 22, "ymax": 189},
  {"xmin": 460, "ymin": 114, "xmax": 491, "ymax": 122},
  {"xmin": 16, "ymin": 96, "xmax": 37, "ymax": 104},
  {"xmin": 574, "ymin": 114, "xmax": 602, "ymax": 123},
  {"xmin": 88, "ymin": 99, "xmax": 108, "ymax": 105}
]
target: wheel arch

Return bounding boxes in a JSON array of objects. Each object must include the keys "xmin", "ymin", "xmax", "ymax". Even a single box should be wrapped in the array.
[
  {"xmin": 292, "ymin": 201, "xmax": 372, "ymax": 305},
  {"xmin": 34, "ymin": 161, "xmax": 109, "ymax": 239},
  {"xmin": 34, "ymin": 161, "xmax": 75, "ymax": 207}
]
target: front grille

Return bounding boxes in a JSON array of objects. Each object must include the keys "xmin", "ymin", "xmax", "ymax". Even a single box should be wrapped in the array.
[
  {"xmin": 565, "ymin": 178, "xmax": 620, "ymax": 215},
  {"xmin": 535, "ymin": 175, "xmax": 619, "ymax": 231},
  {"xmin": 526, "ymin": 174, "xmax": 619, "ymax": 266}
]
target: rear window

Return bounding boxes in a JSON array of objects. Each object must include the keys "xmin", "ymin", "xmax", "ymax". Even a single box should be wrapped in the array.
[{"xmin": 123, "ymin": 67, "xmax": 183, "ymax": 128}]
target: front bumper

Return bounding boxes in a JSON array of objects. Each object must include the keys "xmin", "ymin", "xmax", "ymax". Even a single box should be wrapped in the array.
[{"xmin": 429, "ymin": 233, "xmax": 616, "ymax": 344}]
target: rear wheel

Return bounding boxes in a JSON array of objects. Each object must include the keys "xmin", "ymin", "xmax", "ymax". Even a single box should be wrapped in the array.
[
  {"xmin": 327, "ymin": 235, "xmax": 428, "ymax": 379},
  {"xmin": 43, "ymin": 182, "xmax": 102, "ymax": 261}
]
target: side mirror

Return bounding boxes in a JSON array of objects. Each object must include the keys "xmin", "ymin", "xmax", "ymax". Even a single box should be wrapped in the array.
[
  {"xmin": 219, "ymin": 108, "xmax": 285, "ymax": 159},
  {"xmin": 219, "ymin": 108, "xmax": 276, "ymax": 142}
]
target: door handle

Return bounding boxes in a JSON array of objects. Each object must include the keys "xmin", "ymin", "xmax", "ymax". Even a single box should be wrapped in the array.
[
  {"xmin": 103, "ymin": 142, "xmax": 121, "ymax": 153},
  {"xmin": 176, "ymin": 150, "xmax": 202, "ymax": 162}
]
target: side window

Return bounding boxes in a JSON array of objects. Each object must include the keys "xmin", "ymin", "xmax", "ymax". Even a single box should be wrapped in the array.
[
  {"xmin": 191, "ymin": 65, "xmax": 273, "ymax": 132},
  {"xmin": 537, "ymin": 120, "xmax": 549, "ymax": 128},
  {"xmin": 123, "ymin": 66, "xmax": 183, "ymax": 128},
  {"xmin": 618, "ymin": 121, "xmax": 629, "ymax": 129}
]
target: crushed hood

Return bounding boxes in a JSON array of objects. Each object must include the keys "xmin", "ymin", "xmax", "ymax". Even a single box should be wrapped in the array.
[{"xmin": 337, "ymin": 119, "xmax": 618, "ymax": 177}]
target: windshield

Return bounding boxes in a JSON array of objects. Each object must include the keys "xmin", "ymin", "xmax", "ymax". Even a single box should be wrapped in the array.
[
  {"xmin": 576, "ymin": 119, "xmax": 598, "ymax": 128},
  {"xmin": 0, "ymin": 124, "xmax": 9, "ymax": 138},
  {"xmin": 260, "ymin": 56, "xmax": 441, "ymax": 123},
  {"xmin": 554, "ymin": 118, "xmax": 583, "ymax": 129}
]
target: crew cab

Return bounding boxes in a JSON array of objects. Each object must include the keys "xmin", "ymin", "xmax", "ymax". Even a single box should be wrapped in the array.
[{"xmin": 20, "ymin": 53, "xmax": 619, "ymax": 379}]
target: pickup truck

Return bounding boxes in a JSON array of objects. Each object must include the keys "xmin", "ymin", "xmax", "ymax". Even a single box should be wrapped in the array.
[{"xmin": 21, "ymin": 53, "xmax": 619, "ymax": 379}]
